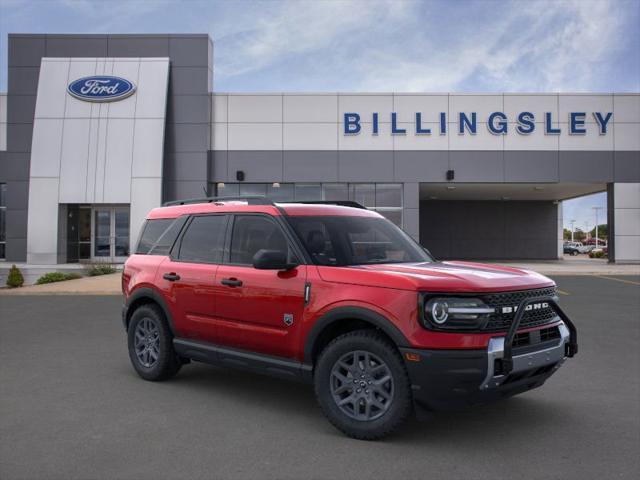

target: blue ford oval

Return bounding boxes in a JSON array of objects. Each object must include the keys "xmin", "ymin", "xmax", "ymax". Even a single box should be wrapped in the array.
[{"xmin": 67, "ymin": 76, "xmax": 136, "ymax": 102}]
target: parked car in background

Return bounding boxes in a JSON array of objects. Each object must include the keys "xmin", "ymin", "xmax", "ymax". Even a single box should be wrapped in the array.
[{"xmin": 564, "ymin": 242, "xmax": 584, "ymax": 255}]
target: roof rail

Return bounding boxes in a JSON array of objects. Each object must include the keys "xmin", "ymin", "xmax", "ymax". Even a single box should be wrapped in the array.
[
  {"xmin": 163, "ymin": 195, "xmax": 275, "ymax": 207},
  {"xmin": 291, "ymin": 200, "xmax": 367, "ymax": 209}
]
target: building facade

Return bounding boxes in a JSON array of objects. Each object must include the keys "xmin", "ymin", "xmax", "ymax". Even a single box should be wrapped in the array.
[{"xmin": 0, "ymin": 33, "xmax": 638, "ymax": 265}]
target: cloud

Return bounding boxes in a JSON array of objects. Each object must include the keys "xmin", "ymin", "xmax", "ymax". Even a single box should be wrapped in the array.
[{"xmin": 212, "ymin": 0, "xmax": 638, "ymax": 92}]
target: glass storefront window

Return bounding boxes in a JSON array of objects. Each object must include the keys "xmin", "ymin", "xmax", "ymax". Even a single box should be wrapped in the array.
[
  {"xmin": 295, "ymin": 184, "xmax": 322, "ymax": 201},
  {"xmin": 239, "ymin": 183, "xmax": 267, "ymax": 197},
  {"xmin": 212, "ymin": 182, "xmax": 404, "ymax": 227},
  {"xmin": 216, "ymin": 183, "xmax": 240, "ymax": 197},
  {"xmin": 375, "ymin": 184, "xmax": 402, "ymax": 208},
  {"xmin": 267, "ymin": 183, "xmax": 294, "ymax": 201},
  {"xmin": 349, "ymin": 184, "xmax": 376, "ymax": 208},
  {"xmin": 323, "ymin": 183, "xmax": 348, "ymax": 201}
]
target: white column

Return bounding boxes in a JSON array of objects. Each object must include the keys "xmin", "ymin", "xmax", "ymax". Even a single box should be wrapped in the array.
[
  {"xmin": 557, "ymin": 201, "xmax": 564, "ymax": 260},
  {"xmin": 612, "ymin": 183, "xmax": 640, "ymax": 263}
]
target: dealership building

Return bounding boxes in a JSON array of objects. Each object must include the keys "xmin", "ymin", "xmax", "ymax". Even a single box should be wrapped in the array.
[{"xmin": 0, "ymin": 33, "xmax": 638, "ymax": 267}]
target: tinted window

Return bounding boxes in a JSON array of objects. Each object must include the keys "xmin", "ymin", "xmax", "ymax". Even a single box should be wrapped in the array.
[
  {"xmin": 230, "ymin": 216, "xmax": 289, "ymax": 265},
  {"xmin": 178, "ymin": 215, "xmax": 227, "ymax": 263},
  {"xmin": 148, "ymin": 216, "xmax": 188, "ymax": 255},
  {"xmin": 136, "ymin": 219, "xmax": 173, "ymax": 254},
  {"xmin": 289, "ymin": 216, "xmax": 431, "ymax": 266}
]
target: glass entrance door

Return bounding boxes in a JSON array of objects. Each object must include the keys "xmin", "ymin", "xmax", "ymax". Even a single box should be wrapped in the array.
[{"xmin": 92, "ymin": 206, "xmax": 130, "ymax": 262}]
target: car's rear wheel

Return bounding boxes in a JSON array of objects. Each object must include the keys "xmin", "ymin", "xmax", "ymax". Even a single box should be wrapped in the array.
[
  {"xmin": 127, "ymin": 304, "xmax": 182, "ymax": 381},
  {"xmin": 314, "ymin": 330, "xmax": 412, "ymax": 440}
]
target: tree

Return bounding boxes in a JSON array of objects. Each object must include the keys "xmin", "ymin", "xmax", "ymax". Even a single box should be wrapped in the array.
[
  {"xmin": 589, "ymin": 224, "xmax": 608, "ymax": 239},
  {"xmin": 573, "ymin": 228, "xmax": 586, "ymax": 242}
]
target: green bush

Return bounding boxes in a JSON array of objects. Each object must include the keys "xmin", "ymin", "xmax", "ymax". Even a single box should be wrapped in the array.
[
  {"xmin": 6, "ymin": 264, "xmax": 25, "ymax": 288},
  {"xmin": 36, "ymin": 272, "xmax": 82, "ymax": 285},
  {"xmin": 86, "ymin": 263, "xmax": 117, "ymax": 276},
  {"xmin": 589, "ymin": 250, "xmax": 606, "ymax": 259}
]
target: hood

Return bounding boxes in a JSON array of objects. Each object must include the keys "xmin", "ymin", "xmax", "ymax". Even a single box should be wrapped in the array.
[{"xmin": 316, "ymin": 261, "xmax": 554, "ymax": 293}]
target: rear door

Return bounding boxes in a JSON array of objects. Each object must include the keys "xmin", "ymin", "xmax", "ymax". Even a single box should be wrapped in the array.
[
  {"xmin": 158, "ymin": 214, "xmax": 229, "ymax": 342},
  {"xmin": 214, "ymin": 214, "xmax": 307, "ymax": 359}
]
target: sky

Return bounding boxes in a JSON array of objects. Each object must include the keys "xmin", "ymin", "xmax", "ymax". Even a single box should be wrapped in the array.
[{"xmin": 1, "ymin": 0, "xmax": 638, "ymax": 227}]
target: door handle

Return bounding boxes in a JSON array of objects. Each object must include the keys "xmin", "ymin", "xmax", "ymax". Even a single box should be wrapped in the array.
[
  {"xmin": 221, "ymin": 277, "xmax": 243, "ymax": 287},
  {"xmin": 163, "ymin": 272, "xmax": 181, "ymax": 282}
]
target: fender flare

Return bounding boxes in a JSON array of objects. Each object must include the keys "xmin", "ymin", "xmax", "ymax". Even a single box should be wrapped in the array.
[
  {"xmin": 125, "ymin": 287, "xmax": 176, "ymax": 335},
  {"xmin": 303, "ymin": 306, "xmax": 410, "ymax": 364}
]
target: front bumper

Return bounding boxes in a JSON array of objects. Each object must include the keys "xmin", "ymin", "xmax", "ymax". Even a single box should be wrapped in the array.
[{"xmin": 400, "ymin": 322, "xmax": 573, "ymax": 412}]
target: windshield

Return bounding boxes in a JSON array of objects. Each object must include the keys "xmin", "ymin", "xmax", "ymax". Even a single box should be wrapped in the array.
[{"xmin": 288, "ymin": 216, "xmax": 433, "ymax": 266}]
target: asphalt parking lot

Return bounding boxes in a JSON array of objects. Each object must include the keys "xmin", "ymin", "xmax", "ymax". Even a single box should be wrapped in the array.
[{"xmin": 1, "ymin": 275, "xmax": 639, "ymax": 480}]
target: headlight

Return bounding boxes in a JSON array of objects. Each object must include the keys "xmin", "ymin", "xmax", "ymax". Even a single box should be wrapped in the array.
[{"xmin": 422, "ymin": 296, "xmax": 494, "ymax": 330}]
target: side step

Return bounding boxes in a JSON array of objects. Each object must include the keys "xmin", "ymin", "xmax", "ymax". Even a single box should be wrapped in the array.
[{"xmin": 173, "ymin": 338, "xmax": 313, "ymax": 383}]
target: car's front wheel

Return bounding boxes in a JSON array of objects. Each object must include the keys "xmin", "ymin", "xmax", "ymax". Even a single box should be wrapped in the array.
[
  {"xmin": 314, "ymin": 330, "xmax": 412, "ymax": 440},
  {"xmin": 127, "ymin": 304, "xmax": 182, "ymax": 381}
]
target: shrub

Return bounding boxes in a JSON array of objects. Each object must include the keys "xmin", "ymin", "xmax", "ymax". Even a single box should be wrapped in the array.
[
  {"xmin": 589, "ymin": 250, "xmax": 606, "ymax": 259},
  {"xmin": 36, "ymin": 272, "xmax": 82, "ymax": 285},
  {"xmin": 86, "ymin": 263, "xmax": 117, "ymax": 276},
  {"xmin": 6, "ymin": 264, "xmax": 25, "ymax": 288}
]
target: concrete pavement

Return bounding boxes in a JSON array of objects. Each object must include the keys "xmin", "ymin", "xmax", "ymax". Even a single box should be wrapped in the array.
[{"xmin": 0, "ymin": 275, "xmax": 638, "ymax": 479}]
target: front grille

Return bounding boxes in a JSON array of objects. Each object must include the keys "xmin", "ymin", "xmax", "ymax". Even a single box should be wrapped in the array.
[
  {"xmin": 511, "ymin": 326, "xmax": 561, "ymax": 354},
  {"xmin": 481, "ymin": 287, "xmax": 559, "ymax": 332}
]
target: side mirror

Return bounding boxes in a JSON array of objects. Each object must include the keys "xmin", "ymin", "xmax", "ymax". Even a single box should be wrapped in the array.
[{"xmin": 252, "ymin": 249, "xmax": 298, "ymax": 270}]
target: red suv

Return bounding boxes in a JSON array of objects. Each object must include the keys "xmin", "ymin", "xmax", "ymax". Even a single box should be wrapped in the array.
[{"xmin": 122, "ymin": 197, "xmax": 577, "ymax": 440}]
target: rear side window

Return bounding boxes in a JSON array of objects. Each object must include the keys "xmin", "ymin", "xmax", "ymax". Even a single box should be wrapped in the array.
[
  {"xmin": 177, "ymin": 215, "xmax": 227, "ymax": 263},
  {"xmin": 136, "ymin": 219, "xmax": 174, "ymax": 254}
]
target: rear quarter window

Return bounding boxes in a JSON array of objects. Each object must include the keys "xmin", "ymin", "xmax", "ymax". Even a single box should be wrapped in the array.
[{"xmin": 136, "ymin": 217, "xmax": 186, "ymax": 255}]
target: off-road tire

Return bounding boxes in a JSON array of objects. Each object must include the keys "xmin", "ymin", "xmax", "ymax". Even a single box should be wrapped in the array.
[
  {"xmin": 127, "ymin": 304, "xmax": 182, "ymax": 381},
  {"xmin": 314, "ymin": 329, "xmax": 413, "ymax": 440}
]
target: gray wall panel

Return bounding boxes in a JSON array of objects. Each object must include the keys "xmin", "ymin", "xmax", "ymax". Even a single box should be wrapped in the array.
[
  {"xmin": 5, "ymin": 180, "xmax": 29, "ymax": 207},
  {"xmin": 338, "ymin": 151, "xmax": 394, "ymax": 182},
  {"xmin": 163, "ymin": 180, "xmax": 209, "ymax": 200},
  {"xmin": 169, "ymin": 67, "xmax": 210, "ymax": 95},
  {"xmin": 164, "ymin": 153, "xmax": 208, "ymax": 181},
  {"xmin": 6, "ymin": 124, "xmax": 33, "ymax": 153},
  {"xmin": 420, "ymin": 200, "xmax": 557, "ymax": 260},
  {"xmin": 8, "ymin": 36, "xmax": 45, "ymax": 67},
  {"xmin": 614, "ymin": 151, "xmax": 640, "ymax": 182},
  {"xmin": 228, "ymin": 151, "xmax": 283, "ymax": 182},
  {"xmin": 6, "ymin": 208, "xmax": 28, "ymax": 239},
  {"xmin": 165, "ymin": 123, "xmax": 209, "ymax": 153},
  {"xmin": 107, "ymin": 35, "xmax": 170, "ymax": 57},
  {"xmin": 505, "ymin": 151, "xmax": 559, "ymax": 182},
  {"xmin": 283, "ymin": 151, "xmax": 338, "ymax": 182},
  {"xmin": 3, "ymin": 154, "xmax": 30, "ymax": 182},
  {"xmin": 7, "ymin": 67, "xmax": 40, "ymax": 95},
  {"xmin": 394, "ymin": 151, "xmax": 449, "ymax": 182},
  {"xmin": 209, "ymin": 151, "xmax": 228, "ymax": 182},
  {"xmin": 559, "ymin": 151, "xmax": 614, "ymax": 182},
  {"xmin": 169, "ymin": 36, "xmax": 211, "ymax": 67},
  {"xmin": 45, "ymin": 36, "xmax": 108, "ymax": 57},
  {"xmin": 449, "ymin": 151, "xmax": 504, "ymax": 182},
  {"xmin": 167, "ymin": 95, "xmax": 210, "ymax": 124},
  {"xmin": 5, "ymin": 237, "xmax": 26, "ymax": 262},
  {"xmin": 6, "ymin": 95, "xmax": 36, "ymax": 124}
]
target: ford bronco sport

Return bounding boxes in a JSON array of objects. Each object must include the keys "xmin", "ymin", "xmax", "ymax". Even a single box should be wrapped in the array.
[{"xmin": 122, "ymin": 196, "xmax": 577, "ymax": 440}]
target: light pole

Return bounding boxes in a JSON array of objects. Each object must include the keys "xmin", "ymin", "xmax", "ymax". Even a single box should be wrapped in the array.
[
  {"xmin": 592, "ymin": 206, "xmax": 603, "ymax": 248},
  {"xmin": 570, "ymin": 219, "xmax": 576, "ymax": 242}
]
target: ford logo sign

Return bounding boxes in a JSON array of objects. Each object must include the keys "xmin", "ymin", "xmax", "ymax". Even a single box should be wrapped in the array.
[{"xmin": 67, "ymin": 76, "xmax": 136, "ymax": 102}]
